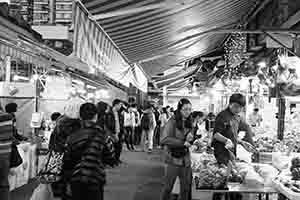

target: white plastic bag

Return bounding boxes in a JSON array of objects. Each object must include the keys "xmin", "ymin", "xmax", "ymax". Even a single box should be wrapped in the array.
[
  {"xmin": 30, "ymin": 184, "xmax": 59, "ymax": 200},
  {"xmin": 244, "ymin": 168, "xmax": 264, "ymax": 186},
  {"xmin": 253, "ymin": 164, "xmax": 279, "ymax": 186},
  {"xmin": 236, "ymin": 144, "xmax": 252, "ymax": 163},
  {"xmin": 272, "ymin": 152, "xmax": 290, "ymax": 170}
]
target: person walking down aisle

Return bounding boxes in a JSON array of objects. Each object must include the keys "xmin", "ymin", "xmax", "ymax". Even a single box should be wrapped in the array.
[
  {"xmin": 5, "ymin": 103, "xmax": 28, "ymax": 141},
  {"xmin": 123, "ymin": 105, "xmax": 136, "ymax": 151},
  {"xmin": 63, "ymin": 103, "xmax": 116, "ymax": 200},
  {"xmin": 112, "ymin": 99, "xmax": 123, "ymax": 164},
  {"xmin": 248, "ymin": 108, "xmax": 263, "ymax": 127},
  {"xmin": 140, "ymin": 104, "xmax": 156, "ymax": 153},
  {"xmin": 160, "ymin": 99, "xmax": 193, "ymax": 200},
  {"xmin": 48, "ymin": 99, "xmax": 82, "ymax": 199},
  {"xmin": 0, "ymin": 106, "xmax": 14, "ymax": 200}
]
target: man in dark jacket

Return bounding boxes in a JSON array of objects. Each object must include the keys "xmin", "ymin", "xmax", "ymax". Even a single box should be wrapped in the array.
[
  {"xmin": 63, "ymin": 103, "xmax": 115, "ymax": 200},
  {"xmin": 212, "ymin": 93, "xmax": 255, "ymax": 165}
]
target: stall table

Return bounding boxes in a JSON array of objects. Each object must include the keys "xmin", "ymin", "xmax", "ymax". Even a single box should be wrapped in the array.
[{"xmin": 172, "ymin": 180, "xmax": 278, "ymax": 200}]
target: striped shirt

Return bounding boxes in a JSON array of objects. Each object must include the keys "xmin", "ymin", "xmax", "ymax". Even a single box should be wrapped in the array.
[{"xmin": 0, "ymin": 112, "xmax": 13, "ymax": 160}]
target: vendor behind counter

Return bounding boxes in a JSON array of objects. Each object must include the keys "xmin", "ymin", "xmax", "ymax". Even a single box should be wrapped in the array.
[{"xmin": 212, "ymin": 93, "xmax": 255, "ymax": 165}]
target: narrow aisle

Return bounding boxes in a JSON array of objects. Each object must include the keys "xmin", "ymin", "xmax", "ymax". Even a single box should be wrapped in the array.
[
  {"xmin": 11, "ymin": 150, "xmax": 165, "ymax": 200},
  {"xmin": 106, "ymin": 149, "xmax": 165, "ymax": 200}
]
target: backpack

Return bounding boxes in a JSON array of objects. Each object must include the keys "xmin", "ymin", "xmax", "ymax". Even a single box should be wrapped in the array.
[{"xmin": 141, "ymin": 113, "xmax": 152, "ymax": 130}]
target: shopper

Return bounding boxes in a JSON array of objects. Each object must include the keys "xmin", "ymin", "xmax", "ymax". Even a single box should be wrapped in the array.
[
  {"xmin": 212, "ymin": 93, "xmax": 255, "ymax": 166},
  {"xmin": 131, "ymin": 104, "xmax": 141, "ymax": 146},
  {"xmin": 248, "ymin": 108, "xmax": 263, "ymax": 127},
  {"xmin": 160, "ymin": 98, "xmax": 193, "ymax": 200},
  {"xmin": 112, "ymin": 99, "xmax": 123, "ymax": 164},
  {"xmin": 159, "ymin": 107, "xmax": 170, "ymax": 143},
  {"xmin": 123, "ymin": 105, "xmax": 136, "ymax": 151},
  {"xmin": 0, "ymin": 107, "xmax": 14, "ymax": 200},
  {"xmin": 205, "ymin": 112, "xmax": 216, "ymax": 132},
  {"xmin": 191, "ymin": 111, "xmax": 206, "ymax": 139},
  {"xmin": 5, "ymin": 102, "xmax": 27, "ymax": 141},
  {"xmin": 49, "ymin": 112, "xmax": 62, "ymax": 131},
  {"xmin": 63, "ymin": 103, "xmax": 115, "ymax": 200},
  {"xmin": 96, "ymin": 101, "xmax": 109, "ymax": 131},
  {"xmin": 140, "ymin": 104, "xmax": 156, "ymax": 153},
  {"xmin": 48, "ymin": 99, "xmax": 82, "ymax": 199}
]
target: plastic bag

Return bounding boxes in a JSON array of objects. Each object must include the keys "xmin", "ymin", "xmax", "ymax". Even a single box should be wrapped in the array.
[
  {"xmin": 237, "ymin": 144, "xmax": 252, "ymax": 163},
  {"xmin": 253, "ymin": 164, "xmax": 279, "ymax": 186},
  {"xmin": 244, "ymin": 168, "xmax": 264, "ymax": 186},
  {"xmin": 30, "ymin": 184, "xmax": 59, "ymax": 200},
  {"xmin": 272, "ymin": 152, "xmax": 290, "ymax": 170}
]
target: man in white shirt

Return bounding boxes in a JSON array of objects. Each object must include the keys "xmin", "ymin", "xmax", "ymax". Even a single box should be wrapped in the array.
[{"xmin": 248, "ymin": 108, "xmax": 263, "ymax": 127}]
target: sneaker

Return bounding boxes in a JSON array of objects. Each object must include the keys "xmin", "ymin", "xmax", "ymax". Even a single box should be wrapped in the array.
[{"xmin": 148, "ymin": 149, "xmax": 152, "ymax": 154}]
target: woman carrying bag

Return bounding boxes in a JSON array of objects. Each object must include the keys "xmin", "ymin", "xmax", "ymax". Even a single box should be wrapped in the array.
[{"xmin": 160, "ymin": 98, "xmax": 193, "ymax": 200}]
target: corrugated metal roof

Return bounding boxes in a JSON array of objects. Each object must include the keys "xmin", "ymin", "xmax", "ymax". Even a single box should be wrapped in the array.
[{"xmin": 81, "ymin": 0, "xmax": 259, "ymax": 77}]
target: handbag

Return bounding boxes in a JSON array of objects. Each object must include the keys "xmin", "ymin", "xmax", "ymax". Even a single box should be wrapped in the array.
[
  {"xmin": 39, "ymin": 150, "xmax": 64, "ymax": 183},
  {"xmin": 10, "ymin": 143, "xmax": 23, "ymax": 168},
  {"xmin": 39, "ymin": 129, "xmax": 64, "ymax": 183}
]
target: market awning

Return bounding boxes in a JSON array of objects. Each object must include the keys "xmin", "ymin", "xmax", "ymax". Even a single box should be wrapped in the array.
[
  {"xmin": 82, "ymin": 0, "xmax": 260, "ymax": 76},
  {"xmin": 72, "ymin": 2, "xmax": 148, "ymax": 91}
]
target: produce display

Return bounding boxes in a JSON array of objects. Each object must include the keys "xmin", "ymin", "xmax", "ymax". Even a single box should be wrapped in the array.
[
  {"xmin": 273, "ymin": 157, "xmax": 300, "ymax": 200},
  {"xmin": 191, "ymin": 129, "xmax": 211, "ymax": 153},
  {"xmin": 191, "ymin": 153, "xmax": 250, "ymax": 189},
  {"xmin": 192, "ymin": 152, "xmax": 228, "ymax": 189},
  {"xmin": 274, "ymin": 175, "xmax": 300, "ymax": 194},
  {"xmin": 252, "ymin": 120, "xmax": 300, "ymax": 153},
  {"xmin": 291, "ymin": 157, "xmax": 300, "ymax": 180}
]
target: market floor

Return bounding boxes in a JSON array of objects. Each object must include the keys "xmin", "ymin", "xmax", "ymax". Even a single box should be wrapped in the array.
[{"xmin": 10, "ymin": 148, "xmax": 166, "ymax": 200}]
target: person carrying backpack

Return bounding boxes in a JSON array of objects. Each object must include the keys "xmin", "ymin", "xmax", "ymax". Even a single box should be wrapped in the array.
[
  {"xmin": 140, "ymin": 104, "xmax": 156, "ymax": 153},
  {"xmin": 63, "ymin": 103, "xmax": 116, "ymax": 200}
]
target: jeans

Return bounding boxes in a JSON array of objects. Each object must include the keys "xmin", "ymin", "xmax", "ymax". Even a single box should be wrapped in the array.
[
  {"xmin": 160, "ymin": 164, "xmax": 192, "ymax": 200},
  {"xmin": 134, "ymin": 126, "xmax": 142, "ymax": 145},
  {"xmin": 141, "ymin": 129, "xmax": 155, "ymax": 151},
  {"xmin": 154, "ymin": 125, "xmax": 161, "ymax": 146},
  {"xmin": 114, "ymin": 131, "xmax": 125, "ymax": 161},
  {"xmin": 0, "ymin": 159, "xmax": 10, "ymax": 200},
  {"xmin": 125, "ymin": 127, "xmax": 135, "ymax": 150}
]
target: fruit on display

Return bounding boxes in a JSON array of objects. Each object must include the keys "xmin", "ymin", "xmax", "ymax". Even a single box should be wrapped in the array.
[
  {"xmin": 291, "ymin": 157, "xmax": 300, "ymax": 169},
  {"xmin": 291, "ymin": 168, "xmax": 300, "ymax": 181},
  {"xmin": 192, "ymin": 152, "xmax": 229, "ymax": 189},
  {"xmin": 228, "ymin": 173, "xmax": 244, "ymax": 183},
  {"xmin": 283, "ymin": 181, "xmax": 300, "ymax": 193},
  {"xmin": 291, "ymin": 157, "xmax": 300, "ymax": 180},
  {"xmin": 194, "ymin": 162, "xmax": 228, "ymax": 189},
  {"xmin": 276, "ymin": 176, "xmax": 300, "ymax": 193}
]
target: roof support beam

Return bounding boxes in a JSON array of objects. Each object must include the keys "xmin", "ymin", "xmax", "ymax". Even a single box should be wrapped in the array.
[
  {"xmin": 137, "ymin": 28, "xmax": 300, "ymax": 63},
  {"xmin": 281, "ymin": 9, "xmax": 300, "ymax": 29},
  {"xmin": 263, "ymin": 31, "xmax": 300, "ymax": 58},
  {"xmin": 93, "ymin": 3, "xmax": 179, "ymax": 20}
]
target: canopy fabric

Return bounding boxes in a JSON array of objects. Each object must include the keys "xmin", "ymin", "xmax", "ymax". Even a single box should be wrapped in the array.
[
  {"xmin": 155, "ymin": 65, "xmax": 198, "ymax": 88},
  {"xmin": 72, "ymin": 1, "xmax": 148, "ymax": 90},
  {"xmin": 82, "ymin": 0, "xmax": 259, "ymax": 76}
]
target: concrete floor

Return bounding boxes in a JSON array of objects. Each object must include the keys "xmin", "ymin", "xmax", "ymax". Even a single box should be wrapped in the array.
[{"xmin": 11, "ymin": 149, "xmax": 165, "ymax": 200}]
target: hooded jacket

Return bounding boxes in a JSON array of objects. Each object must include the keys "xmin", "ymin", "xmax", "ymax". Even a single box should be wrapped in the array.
[{"xmin": 48, "ymin": 115, "xmax": 81, "ymax": 153}]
